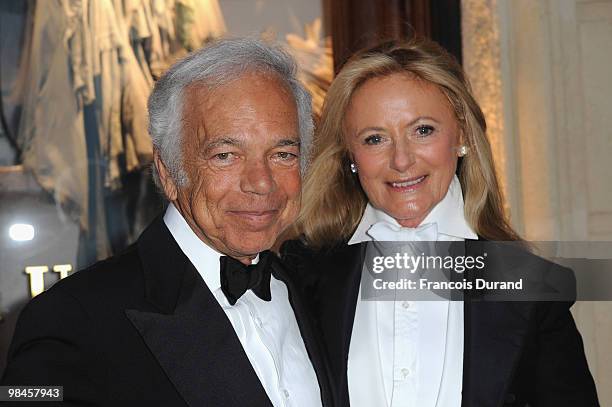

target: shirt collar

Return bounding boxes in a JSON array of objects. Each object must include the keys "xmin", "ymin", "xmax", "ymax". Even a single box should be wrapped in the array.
[
  {"xmin": 348, "ymin": 175, "xmax": 477, "ymax": 244},
  {"xmin": 163, "ymin": 203, "xmax": 259, "ymax": 291}
]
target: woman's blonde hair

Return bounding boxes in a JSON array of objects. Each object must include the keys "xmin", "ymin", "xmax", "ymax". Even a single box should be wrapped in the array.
[{"xmin": 295, "ymin": 39, "xmax": 521, "ymax": 248}]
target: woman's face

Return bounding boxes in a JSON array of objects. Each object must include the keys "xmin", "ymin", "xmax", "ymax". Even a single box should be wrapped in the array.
[{"xmin": 345, "ymin": 73, "xmax": 462, "ymax": 227}]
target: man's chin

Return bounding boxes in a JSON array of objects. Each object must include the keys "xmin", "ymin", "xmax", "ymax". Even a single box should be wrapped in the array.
[{"xmin": 224, "ymin": 232, "xmax": 277, "ymax": 258}]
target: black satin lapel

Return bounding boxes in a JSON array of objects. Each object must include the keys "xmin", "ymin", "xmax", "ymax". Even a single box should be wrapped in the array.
[
  {"xmin": 137, "ymin": 216, "xmax": 188, "ymax": 314},
  {"xmin": 272, "ymin": 261, "xmax": 334, "ymax": 407},
  {"xmin": 462, "ymin": 298, "xmax": 472, "ymax": 407},
  {"xmin": 126, "ymin": 264, "xmax": 272, "ymax": 407},
  {"xmin": 330, "ymin": 243, "xmax": 366, "ymax": 407},
  {"xmin": 462, "ymin": 240, "xmax": 534, "ymax": 407}
]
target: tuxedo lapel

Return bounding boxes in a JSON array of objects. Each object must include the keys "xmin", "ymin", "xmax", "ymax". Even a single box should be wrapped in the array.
[
  {"xmin": 321, "ymin": 243, "xmax": 366, "ymax": 407},
  {"xmin": 126, "ymin": 218, "xmax": 272, "ymax": 407},
  {"xmin": 272, "ymin": 260, "xmax": 334, "ymax": 407},
  {"xmin": 462, "ymin": 240, "xmax": 534, "ymax": 407}
]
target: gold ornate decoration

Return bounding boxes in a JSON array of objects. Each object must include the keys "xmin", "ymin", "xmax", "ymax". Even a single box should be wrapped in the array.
[{"xmin": 461, "ymin": 0, "xmax": 509, "ymax": 210}]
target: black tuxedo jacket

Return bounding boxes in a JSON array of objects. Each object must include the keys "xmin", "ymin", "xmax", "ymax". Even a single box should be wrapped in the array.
[
  {"xmin": 1, "ymin": 217, "xmax": 333, "ymax": 407},
  {"xmin": 280, "ymin": 239, "xmax": 599, "ymax": 407}
]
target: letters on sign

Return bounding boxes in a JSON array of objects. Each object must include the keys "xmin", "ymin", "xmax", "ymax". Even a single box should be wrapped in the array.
[{"xmin": 24, "ymin": 264, "xmax": 73, "ymax": 298}]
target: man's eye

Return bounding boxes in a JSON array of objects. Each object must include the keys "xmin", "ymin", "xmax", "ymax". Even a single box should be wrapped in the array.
[
  {"xmin": 276, "ymin": 151, "xmax": 297, "ymax": 160},
  {"xmin": 416, "ymin": 125, "xmax": 434, "ymax": 137},
  {"xmin": 272, "ymin": 151, "xmax": 298, "ymax": 165},
  {"xmin": 214, "ymin": 152, "xmax": 233, "ymax": 160},
  {"xmin": 211, "ymin": 152, "xmax": 239, "ymax": 165},
  {"xmin": 364, "ymin": 134, "xmax": 383, "ymax": 145}
]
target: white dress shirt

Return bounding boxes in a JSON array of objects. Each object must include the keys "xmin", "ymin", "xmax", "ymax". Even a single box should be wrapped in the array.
[
  {"xmin": 347, "ymin": 175, "xmax": 477, "ymax": 407},
  {"xmin": 164, "ymin": 204, "xmax": 322, "ymax": 407}
]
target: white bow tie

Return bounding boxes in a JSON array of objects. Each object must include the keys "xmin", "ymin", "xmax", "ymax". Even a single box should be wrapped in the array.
[{"xmin": 366, "ymin": 221, "xmax": 438, "ymax": 242}]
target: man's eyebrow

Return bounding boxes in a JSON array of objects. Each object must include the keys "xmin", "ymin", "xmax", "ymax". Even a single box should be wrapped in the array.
[
  {"xmin": 203, "ymin": 137, "xmax": 242, "ymax": 151},
  {"xmin": 203, "ymin": 137, "xmax": 300, "ymax": 151},
  {"xmin": 276, "ymin": 139, "xmax": 300, "ymax": 148}
]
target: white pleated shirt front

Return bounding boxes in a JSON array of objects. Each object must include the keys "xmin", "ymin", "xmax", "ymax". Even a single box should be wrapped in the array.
[{"xmin": 347, "ymin": 175, "xmax": 477, "ymax": 407}]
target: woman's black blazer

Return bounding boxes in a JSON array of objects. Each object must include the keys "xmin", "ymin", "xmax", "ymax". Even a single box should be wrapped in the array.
[{"xmin": 281, "ymin": 238, "xmax": 599, "ymax": 407}]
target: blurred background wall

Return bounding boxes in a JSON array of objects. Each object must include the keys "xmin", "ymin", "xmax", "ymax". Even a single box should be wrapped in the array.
[
  {"xmin": 463, "ymin": 0, "xmax": 612, "ymax": 403},
  {"xmin": 219, "ymin": 0, "xmax": 322, "ymax": 39}
]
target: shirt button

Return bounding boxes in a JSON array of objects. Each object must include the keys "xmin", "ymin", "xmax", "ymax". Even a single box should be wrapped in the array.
[
  {"xmin": 402, "ymin": 301, "xmax": 413, "ymax": 309},
  {"xmin": 282, "ymin": 389, "xmax": 290, "ymax": 399},
  {"xmin": 401, "ymin": 368, "xmax": 410, "ymax": 378}
]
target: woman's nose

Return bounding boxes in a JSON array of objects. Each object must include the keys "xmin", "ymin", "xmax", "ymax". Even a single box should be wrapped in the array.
[{"xmin": 390, "ymin": 140, "xmax": 416, "ymax": 172}]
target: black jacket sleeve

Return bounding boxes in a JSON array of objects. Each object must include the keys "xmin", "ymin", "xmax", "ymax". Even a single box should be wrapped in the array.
[
  {"xmin": 527, "ymin": 300, "xmax": 599, "ymax": 406},
  {"xmin": 1, "ymin": 285, "xmax": 105, "ymax": 406}
]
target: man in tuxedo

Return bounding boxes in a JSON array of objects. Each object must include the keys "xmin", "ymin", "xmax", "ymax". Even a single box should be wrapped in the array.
[{"xmin": 1, "ymin": 38, "xmax": 332, "ymax": 407}]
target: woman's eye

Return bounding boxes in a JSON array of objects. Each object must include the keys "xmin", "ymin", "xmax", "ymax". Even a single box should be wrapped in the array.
[
  {"xmin": 364, "ymin": 134, "xmax": 383, "ymax": 145},
  {"xmin": 416, "ymin": 125, "xmax": 434, "ymax": 137}
]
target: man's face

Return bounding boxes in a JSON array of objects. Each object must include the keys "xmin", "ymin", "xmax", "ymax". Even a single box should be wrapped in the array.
[{"xmin": 157, "ymin": 73, "xmax": 301, "ymax": 262}]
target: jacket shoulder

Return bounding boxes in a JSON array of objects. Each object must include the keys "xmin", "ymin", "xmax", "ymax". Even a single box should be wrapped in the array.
[
  {"xmin": 280, "ymin": 239, "xmax": 364, "ymax": 288},
  {"xmin": 38, "ymin": 243, "xmax": 147, "ymax": 315}
]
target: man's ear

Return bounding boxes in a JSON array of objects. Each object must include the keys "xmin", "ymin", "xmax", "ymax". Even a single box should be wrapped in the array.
[{"xmin": 153, "ymin": 149, "xmax": 178, "ymax": 201}]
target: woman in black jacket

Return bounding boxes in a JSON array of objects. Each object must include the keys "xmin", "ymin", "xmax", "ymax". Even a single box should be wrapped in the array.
[{"xmin": 282, "ymin": 39, "xmax": 598, "ymax": 407}]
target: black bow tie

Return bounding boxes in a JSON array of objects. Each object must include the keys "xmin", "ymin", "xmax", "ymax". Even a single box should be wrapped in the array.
[{"xmin": 219, "ymin": 250, "xmax": 275, "ymax": 305}]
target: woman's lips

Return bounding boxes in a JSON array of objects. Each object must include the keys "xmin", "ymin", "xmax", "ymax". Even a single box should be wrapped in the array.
[{"xmin": 387, "ymin": 175, "xmax": 428, "ymax": 191}]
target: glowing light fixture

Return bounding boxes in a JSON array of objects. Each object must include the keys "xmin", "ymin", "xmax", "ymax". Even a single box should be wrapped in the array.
[{"xmin": 8, "ymin": 223, "xmax": 35, "ymax": 241}]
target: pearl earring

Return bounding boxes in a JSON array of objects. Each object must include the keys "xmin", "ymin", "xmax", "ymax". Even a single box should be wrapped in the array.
[
  {"xmin": 458, "ymin": 145, "xmax": 468, "ymax": 157},
  {"xmin": 350, "ymin": 163, "xmax": 357, "ymax": 173}
]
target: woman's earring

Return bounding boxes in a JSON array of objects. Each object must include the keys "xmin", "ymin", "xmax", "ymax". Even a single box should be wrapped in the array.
[
  {"xmin": 458, "ymin": 145, "xmax": 468, "ymax": 157},
  {"xmin": 350, "ymin": 163, "xmax": 357, "ymax": 173}
]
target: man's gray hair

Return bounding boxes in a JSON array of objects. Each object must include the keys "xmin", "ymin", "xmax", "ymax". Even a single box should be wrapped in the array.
[{"xmin": 148, "ymin": 37, "xmax": 313, "ymax": 187}]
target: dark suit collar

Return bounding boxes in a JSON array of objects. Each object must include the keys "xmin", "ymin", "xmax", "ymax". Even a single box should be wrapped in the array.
[
  {"xmin": 136, "ymin": 215, "xmax": 187, "ymax": 314},
  {"xmin": 336, "ymin": 243, "xmax": 366, "ymax": 372},
  {"xmin": 331, "ymin": 240, "xmax": 533, "ymax": 407},
  {"xmin": 129, "ymin": 216, "xmax": 273, "ymax": 407},
  {"xmin": 315, "ymin": 243, "xmax": 365, "ymax": 407},
  {"xmin": 272, "ymin": 260, "xmax": 335, "ymax": 407}
]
